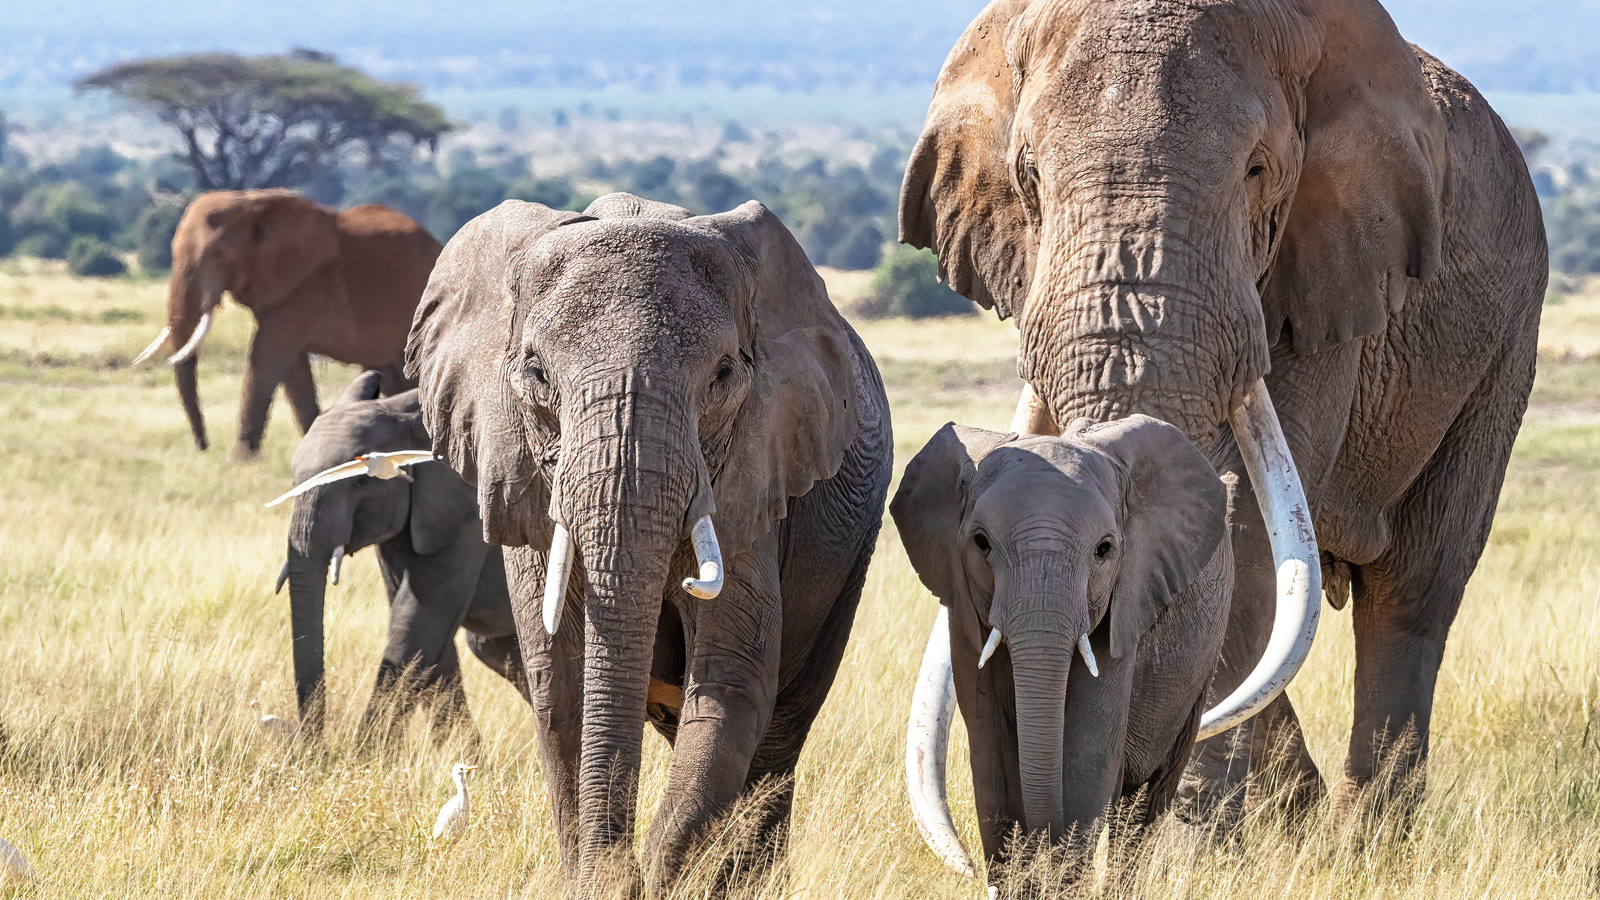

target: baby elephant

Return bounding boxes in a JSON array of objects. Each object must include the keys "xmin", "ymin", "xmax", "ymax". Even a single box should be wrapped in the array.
[
  {"xmin": 893, "ymin": 416, "xmax": 1232, "ymax": 881},
  {"xmin": 276, "ymin": 370, "xmax": 528, "ymax": 743}
]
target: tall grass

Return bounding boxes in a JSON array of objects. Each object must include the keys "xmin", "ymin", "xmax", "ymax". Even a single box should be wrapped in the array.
[{"xmin": 0, "ymin": 265, "xmax": 1596, "ymax": 897}]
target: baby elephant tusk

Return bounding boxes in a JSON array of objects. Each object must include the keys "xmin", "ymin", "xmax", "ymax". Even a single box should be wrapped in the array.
[
  {"xmin": 1077, "ymin": 634, "xmax": 1099, "ymax": 677},
  {"xmin": 681, "ymin": 515, "xmax": 724, "ymax": 599},
  {"xmin": 275, "ymin": 562, "xmax": 288, "ymax": 595},
  {"xmin": 329, "ymin": 546, "xmax": 344, "ymax": 585},
  {"xmin": 977, "ymin": 628, "xmax": 1002, "ymax": 669}
]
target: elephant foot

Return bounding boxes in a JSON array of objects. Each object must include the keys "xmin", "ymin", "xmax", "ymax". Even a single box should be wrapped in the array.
[
  {"xmin": 1171, "ymin": 722, "xmax": 1253, "ymax": 843},
  {"xmin": 230, "ymin": 442, "xmax": 263, "ymax": 463}
]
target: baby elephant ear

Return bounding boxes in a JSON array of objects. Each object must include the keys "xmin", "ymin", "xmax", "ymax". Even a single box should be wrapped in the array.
[
  {"xmin": 336, "ymin": 370, "xmax": 384, "ymax": 406},
  {"xmin": 1068, "ymin": 416, "xmax": 1228, "ymax": 659},
  {"xmin": 891, "ymin": 423, "xmax": 1017, "ymax": 606},
  {"xmin": 405, "ymin": 200, "xmax": 592, "ymax": 548},
  {"xmin": 686, "ymin": 201, "xmax": 861, "ymax": 557}
]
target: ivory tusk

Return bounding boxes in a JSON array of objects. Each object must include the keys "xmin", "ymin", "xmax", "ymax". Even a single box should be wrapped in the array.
[
  {"xmin": 274, "ymin": 561, "xmax": 288, "ymax": 595},
  {"xmin": 1009, "ymin": 381, "xmax": 1058, "ymax": 436},
  {"xmin": 1077, "ymin": 634, "xmax": 1099, "ymax": 677},
  {"xmin": 977, "ymin": 627, "xmax": 1002, "ymax": 669},
  {"xmin": 543, "ymin": 523, "xmax": 575, "ymax": 635},
  {"xmin": 681, "ymin": 515, "xmax": 724, "ymax": 599},
  {"xmin": 132, "ymin": 326, "xmax": 171, "ymax": 366},
  {"xmin": 167, "ymin": 311, "xmax": 213, "ymax": 364},
  {"xmin": 329, "ymin": 546, "xmax": 344, "ymax": 585},
  {"xmin": 1198, "ymin": 379, "xmax": 1321, "ymax": 739},
  {"xmin": 905, "ymin": 607, "xmax": 977, "ymax": 877}
]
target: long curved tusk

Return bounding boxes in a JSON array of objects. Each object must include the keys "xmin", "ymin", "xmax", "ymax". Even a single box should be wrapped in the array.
[
  {"xmin": 329, "ymin": 546, "xmax": 345, "ymax": 585},
  {"xmin": 681, "ymin": 515, "xmax": 724, "ymax": 599},
  {"xmin": 275, "ymin": 561, "xmax": 289, "ymax": 595},
  {"xmin": 1009, "ymin": 381, "xmax": 1058, "ymax": 436},
  {"xmin": 1077, "ymin": 634, "xmax": 1099, "ymax": 677},
  {"xmin": 1198, "ymin": 379, "xmax": 1321, "ymax": 739},
  {"xmin": 906, "ymin": 607, "xmax": 977, "ymax": 877},
  {"xmin": 132, "ymin": 326, "xmax": 171, "ymax": 366},
  {"xmin": 543, "ymin": 523, "xmax": 575, "ymax": 635},
  {"xmin": 977, "ymin": 627, "xmax": 1002, "ymax": 669},
  {"xmin": 167, "ymin": 311, "xmax": 214, "ymax": 364}
]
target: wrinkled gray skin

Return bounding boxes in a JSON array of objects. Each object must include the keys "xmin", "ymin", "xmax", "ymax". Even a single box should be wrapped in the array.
[
  {"xmin": 282, "ymin": 371, "xmax": 528, "ymax": 743},
  {"xmin": 406, "ymin": 194, "xmax": 892, "ymax": 896},
  {"xmin": 901, "ymin": 0, "xmax": 1545, "ymax": 828},
  {"xmin": 894, "ymin": 418, "xmax": 1232, "ymax": 872}
]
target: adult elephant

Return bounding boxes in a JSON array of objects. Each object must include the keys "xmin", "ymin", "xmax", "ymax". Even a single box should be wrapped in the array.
[
  {"xmin": 899, "ymin": 0, "xmax": 1545, "ymax": 869},
  {"xmin": 406, "ymin": 194, "xmax": 892, "ymax": 895},
  {"xmin": 275, "ymin": 371, "xmax": 527, "ymax": 743},
  {"xmin": 132, "ymin": 190, "xmax": 441, "ymax": 458}
]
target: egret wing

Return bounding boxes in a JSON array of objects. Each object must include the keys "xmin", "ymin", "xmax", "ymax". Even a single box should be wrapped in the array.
[{"xmin": 263, "ymin": 459, "xmax": 370, "ymax": 507}]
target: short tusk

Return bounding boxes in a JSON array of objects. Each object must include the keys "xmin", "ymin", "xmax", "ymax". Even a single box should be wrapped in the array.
[
  {"xmin": 167, "ymin": 311, "xmax": 214, "ymax": 364},
  {"xmin": 681, "ymin": 515, "xmax": 724, "ymax": 599},
  {"xmin": 1008, "ymin": 381, "xmax": 1059, "ymax": 436},
  {"xmin": 977, "ymin": 627, "xmax": 1002, "ymax": 669},
  {"xmin": 132, "ymin": 326, "xmax": 171, "ymax": 366},
  {"xmin": 543, "ymin": 523, "xmax": 574, "ymax": 635},
  {"xmin": 275, "ymin": 561, "xmax": 288, "ymax": 595},
  {"xmin": 1198, "ymin": 379, "xmax": 1321, "ymax": 739},
  {"xmin": 329, "ymin": 546, "xmax": 344, "ymax": 585},
  {"xmin": 1077, "ymin": 634, "xmax": 1099, "ymax": 677},
  {"xmin": 905, "ymin": 607, "xmax": 977, "ymax": 877}
]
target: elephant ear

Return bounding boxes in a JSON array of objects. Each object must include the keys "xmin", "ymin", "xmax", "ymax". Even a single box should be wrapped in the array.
[
  {"xmin": 891, "ymin": 423, "xmax": 1019, "ymax": 608},
  {"xmin": 408, "ymin": 461, "xmax": 482, "ymax": 555},
  {"xmin": 243, "ymin": 191, "xmax": 340, "ymax": 309},
  {"xmin": 1260, "ymin": 3, "xmax": 1449, "ymax": 353},
  {"xmin": 898, "ymin": 0, "xmax": 1035, "ymax": 319},
  {"xmin": 1068, "ymin": 416, "xmax": 1227, "ymax": 659},
  {"xmin": 688, "ymin": 201, "xmax": 859, "ymax": 558},
  {"xmin": 405, "ymin": 200, "xmax": 594, "ymax": 548}
]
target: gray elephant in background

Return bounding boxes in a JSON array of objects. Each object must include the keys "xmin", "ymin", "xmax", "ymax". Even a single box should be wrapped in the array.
[
  {"xmin": 277, "ymin": 371, "xmax": 528, "ymax": 743},
  {"xmin": 894, "ymin": 417, "xmax": 1232, "ymax": 880},
  {"xmin": 406, "ymin": 194, "xmax": 893, "ymax": 895}
]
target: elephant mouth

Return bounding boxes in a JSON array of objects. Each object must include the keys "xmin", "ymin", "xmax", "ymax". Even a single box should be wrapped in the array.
[{"xmin": 904, "ymin": 377, "xmax": 1322, "ymax": 876}]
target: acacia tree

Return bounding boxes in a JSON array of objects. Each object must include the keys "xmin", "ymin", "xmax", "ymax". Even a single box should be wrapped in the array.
[{"xmin": 77, "ymin": 50, "xmax": 451, "ymax": 191}]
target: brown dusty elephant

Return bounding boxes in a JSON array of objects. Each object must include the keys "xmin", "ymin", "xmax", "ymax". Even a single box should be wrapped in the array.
[
  {"xmin": 274, "ymin": 371, "xmax": 528, "ymax": 745},
  {"xmin": 405, "ymin": 193, "xmax": 893, "ymax": 895},
  {"xmin": 132, "ymin": 190, "xmax": 441, "ymax": 458},
  {"xmin": 895, "ymin": 418, "xmax": 1233, "ymax": 878},
  {"xmin": 898, "ymin": 0, "xmax": 1546, "ymax": 871}
]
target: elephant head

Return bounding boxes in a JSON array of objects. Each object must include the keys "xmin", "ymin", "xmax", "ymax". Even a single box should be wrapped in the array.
[
  {"xmin": 405, "ymin": 194, "xmax": 857, "ymax": 879},
  {"xmin": 279, "ymin": 371, "xmax": 479, "ymax": 737},
  {"xmin": 897, "ymin": 0, "xmax": 1431, "ymax": 865},
  {"xmin": 893, "ymin": 418, "xmax": 1227, "ymax": 863},
  {"xmin": 134, "ymin": 190, "xmax": 339, "ymax": 450}
]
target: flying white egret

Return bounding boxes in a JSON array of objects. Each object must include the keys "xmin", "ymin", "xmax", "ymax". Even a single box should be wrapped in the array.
[
  {"xmin": 249, "ymin": 700, "xmax": 296, "ymax": 740},
  {"xmin": 431, "ymin": 763, "xmax": 478, "ymax": 843},
  {"xmin": 264, "ymin": 451, "xmax": 438, "ymax": 507},
  {"xmin": 0, "ymin": 836, "xmax": 36, "ymax": 884}
]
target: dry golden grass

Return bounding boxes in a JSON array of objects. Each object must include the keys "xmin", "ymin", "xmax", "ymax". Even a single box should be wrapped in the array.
[{"xmin": 0, "ymin": 263, "xmax": 1596, "ymax": 898}]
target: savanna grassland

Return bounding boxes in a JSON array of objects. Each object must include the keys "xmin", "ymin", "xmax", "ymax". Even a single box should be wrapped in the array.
[{"xmin": 0, "ymin": 259, "xmax": 1596, "ymax": 899}]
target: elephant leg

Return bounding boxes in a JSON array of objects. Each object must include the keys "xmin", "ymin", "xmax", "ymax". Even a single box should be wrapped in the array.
[
  {"xmin": 464, "ymin": 631, "xmax": 532, "ymax": 708},
  {"xmin": 423, "ymin": 638, "xmax": 475, "ymax": 739},
  {"xmin": 280, "ymin": 351, "xmax": 321, "ymax": 435},
  {"xmin": 506, "ymin": 546, "xmax": 587, "ymax": 879},
  {"xmin": 1337, "ymin": 334, "xmax": 1534, "ymax": 825},
  {"xmin": 236, "ymin": 325, "xmax": 306, "ymax": 459},
  {"xmin": 642, "ymin": 543, "xmax": 782, "ymax": 894}
]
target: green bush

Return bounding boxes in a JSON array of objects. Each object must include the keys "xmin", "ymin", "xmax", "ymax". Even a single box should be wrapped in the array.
[
  {"xmin": 131, "ymin": 203, "xmax": 185, "ymax": 272},
  {"xmin": 65, "ymin": 236, "xmax": 127, "ymax": 277},
  {"xmin": 829, "ymin": 221, "xmax": 885, "ymax": 271},
  {"xmin": 14, "ymin": 230, "xmax": 68, "ymax": 259},
  {"xmin": 865, "ymin": 245, "xmax": 975, "ymax": 319}
]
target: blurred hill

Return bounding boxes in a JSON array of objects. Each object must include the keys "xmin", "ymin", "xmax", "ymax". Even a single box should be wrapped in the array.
[{"xmin": 3, "ymin": 0, "xmax": 1596, "ymax": 105}]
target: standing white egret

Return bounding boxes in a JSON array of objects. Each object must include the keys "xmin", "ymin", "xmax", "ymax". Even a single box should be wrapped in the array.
[
  {"xmin": 431, "ymin": 763, "xmax": 478, "ymax": 843},
  {"xmin": 0, "ymin": 836, "xmax": 36, "ymax": 884},
  {"xmin": 249, "ymin": 700, "xmax": 295, "ymax": 740}
]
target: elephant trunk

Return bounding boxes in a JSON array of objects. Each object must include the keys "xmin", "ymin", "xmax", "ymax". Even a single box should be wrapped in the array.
[
  {"xmin": 557, "ymin": 373, "xmax": 703, "ymax": 884},
  {"xmin": 283, "ymin": 490, "xmax": 351, "ymax": 738},
  {"xmin": 160, "ymin": 253, "xmax": 222, "ymax": 450},
  {"xmin": 1004, "ymin": 576, "xmax": 1087, "ymax": 840}
]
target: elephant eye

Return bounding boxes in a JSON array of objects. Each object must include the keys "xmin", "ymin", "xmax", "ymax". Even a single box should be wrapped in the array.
[
  {"xmin": 715, "ymin": 357, "xmax": 734, "ymax": 382},
  {"xmin": 1095, "ymin": 538, "xmax": 1114, "ymax": 561},
  {"xmin": 530, "ymin": 365, "xmax": 548, "ymax": 386},
  {"xmin": 972, "ymin": 532, "xmax": 991, "ymax": 557}
]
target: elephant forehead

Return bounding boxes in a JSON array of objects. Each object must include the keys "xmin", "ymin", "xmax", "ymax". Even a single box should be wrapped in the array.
[
  {"xmin": 976, "ymin": 444, "xmax": 1117, "ymax": 505},
  {"xmin": 292, "ymin": 410, "xmax": 416, "ymax": 479}
]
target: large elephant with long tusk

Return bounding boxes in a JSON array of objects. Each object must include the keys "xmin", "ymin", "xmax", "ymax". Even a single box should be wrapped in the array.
[
  {"xmin": 899, "ymin": 0, "xmax": 1546, "ymax": 866},
  {"xmin": 131, "ymin": 190, "xmax": 441, "ymax": 458},
  {"xmin": 405, "ymin": 193, "xmax": 892, "ymax": 895}
]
